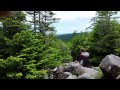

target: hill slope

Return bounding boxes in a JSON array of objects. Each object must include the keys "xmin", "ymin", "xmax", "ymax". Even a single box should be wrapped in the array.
[{"xmin": 56, "ymin": 33, "xmax": 80, "ymax": 42}]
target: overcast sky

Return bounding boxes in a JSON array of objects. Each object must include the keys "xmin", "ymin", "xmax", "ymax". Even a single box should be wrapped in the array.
[{"xmin": 52, "ymin": 11, "xmax": 96, "ymax": 34}]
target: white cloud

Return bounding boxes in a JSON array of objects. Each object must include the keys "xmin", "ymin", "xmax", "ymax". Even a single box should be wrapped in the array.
[
  {"xmin": 24, "ymin": 11, "xmax": 96, "ymax": 34},
  {"xmin": 53, "ymin": 11, "xmax": 96, "ymax": 21},
  {"xmin": 71, "ymin": 27, "xmax": 79, "ymax": 30},
  {"xmin": 52, "ymin": 11, "xmax": 97, "ymax": 34}
]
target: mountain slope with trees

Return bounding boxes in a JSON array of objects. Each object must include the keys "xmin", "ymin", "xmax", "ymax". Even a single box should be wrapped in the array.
[
  {"xmin": 0, "ymin": 11, "xmax": 72, "ymax": 79},
  {"xmin": 0, "ymin": 11, "xmax": 120, "ymax": 79}
]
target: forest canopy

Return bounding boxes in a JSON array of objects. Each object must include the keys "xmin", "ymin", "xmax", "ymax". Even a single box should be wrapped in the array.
[{"xmin": 0, "ymin": 11, "xmax": 120, "ymax": 79}]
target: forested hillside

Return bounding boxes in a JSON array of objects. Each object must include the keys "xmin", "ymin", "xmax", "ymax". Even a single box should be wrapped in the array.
[
  {"xmin": 56, "ymin": 33, "xmax": 80, "ymax": 42},
  {"xmin": 0, "ymin": 11, "xmax": 120, "ymax": 79}
]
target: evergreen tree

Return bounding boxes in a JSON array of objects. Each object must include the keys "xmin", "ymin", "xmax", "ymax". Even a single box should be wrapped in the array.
[
  {"xmin": 89, "ymin": 11, "xmax": 120, "ymax": 65},
  {"xmin": 0, "ymin": 11, "xmax": 28, "ymax": 39},
  {"xmin": 0, "ymin": 11, "xmax": 29, "ymax": 59},
  {"xmin": 26, "ymin": 11, "xmax": 59, "ymax": 35}
]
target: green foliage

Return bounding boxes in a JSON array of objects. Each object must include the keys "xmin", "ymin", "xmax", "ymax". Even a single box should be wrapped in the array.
[
  {"xmin": 92, "ymin": 67, "xmax": 103, "ymax": 79},
  {"xmin": 25, "ymin": 69, "xmax": 48, "ymax": 79},
  {"xmin": 68, "ymin": 32, "xmax": 91, "ymax": 61},
  {"xmin": 56, "ymin": 33, "xmax": 75, "ymax": 42},
  {"xmin": 26, "ymin": 11, "xmax": 59, "ymax": 34},
  {"xmin": 3, "ymin": 11, "xmax": 120, "ymax": 79},
  {"xmin": 7, "ymin": 72, "xmax": 23, "ymax": 79},
  {"xmin": 37, "ymin": 35, "xmax": 72, "ymax": 69},
  {"xmin": 0, "ymin": 11, "xmax": 29, "ymax": 39},
  {"xmin": 0, "ymin": 56, "xmax": 25, "ymax": 79},
  {"xmin": 0, "ymin": 27, "xmax": 72, "ymax": 79},
  {"xmin": 0, "ymin": 11, "xmax": 67, "ymax": 79},
  {"xmin": 114, "ymin": 48, "xmax": 120, "ymax": 56},
  {"xmin": 89, "ymin": 11, "xmax": 120, "ymax": 66},
  {"xmin": 0, "ymin": 11, "xmax": 29, "ymax": 59},
  {"xmin": 12, "ymin": 30, "xmax": 44, "ymax": 57}
]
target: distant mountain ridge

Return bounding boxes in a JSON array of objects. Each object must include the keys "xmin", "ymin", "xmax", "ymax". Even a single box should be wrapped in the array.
[{"xmin": 56, "ymin": 33, "xmax": 80, "ymax": 42}]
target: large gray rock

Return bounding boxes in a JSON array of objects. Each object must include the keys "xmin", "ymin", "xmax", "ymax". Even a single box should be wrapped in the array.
[
  {"xmin": 64, "ymin": 62, "xmax": 77, "ymax": 74},
  {"xmin": 48, "ymin": 68, "xmax": 54, "ymax": 79},
  {"xmin": 75, "ymin": 66, "xmax": 103, "ymax": 79},
  {"xmin": 71, "ymin": 62, "xmax": 81, "ymax": 68},
  {"xmin": 56, "ymin": 65, "xmax": 65, "ymax": 74},
  {"xmin": 49, "ymin": 74, "xmax": 54, "ymax": 79},
  {"xmin": 66, "ymin": 75, "xmax": 77, "ymax": 79},
  {"xmin": 77, "ymin": 73, "xmax": 95, "ymax": 79},
  {"xmin": 75, "ymin": 66, "xmax": 85, "ymax": 75},
  {"xmin": 64, "ymin": 72, "xmax": 72, "ymax": 76},
  {"xmin": 116, "ymin": 74, "xmax": 120, "ymax": 79},
  {"xmin": 57, "ymin": 72, "xmax": 72, "ymax": 79},
  {"xmin": 99, "ymin": 54, "xmax": 120, "ymax": 79},
  {"xmin": 52, "ymin": 67, "xmax": 57, "ymax": 72},
  {"xmin": 75, "ymin": 66, "xmax": 97, "ymax": 75},
  {"xmin": 64, "ymin": 63, "xmax": 70, "ymax": 66}
]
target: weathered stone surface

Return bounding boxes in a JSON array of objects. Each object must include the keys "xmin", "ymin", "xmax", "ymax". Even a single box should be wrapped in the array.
[
  {"xmin": 67, "ymin": 75, "xmax": 77, "ymax": 79},
  {"xmin": 77, "ymin": 73, "xmax": 95, "ymax": 79},
  {"xmin": 116, "ymin": 74, "xmax": 120, "ymax": 79},
  {"xmin": 64, "ymin": 72, "xmax": 72, "ymax": 76},
  {"xmin": 52, "ymin": 67, "xmax": 57, "ymax": 72},
  {"xmin": 75, "ymin": 66, "xmax": 98, "ymax": 75},
  {"xmin": 57, "ymin": 72, "xmax": 72, "ymax": 79},
  {"xmin": 75, "ymin": 66, "xmax": 103, "ymax": 79},
  {"xmin": 56, "ymin": 65, "xmax": 65, "ymax": 74},
  {"xmin": 64, "ymin": 62, "xmax": 77, "ymax": 74},
  {"xmin": 99, "ymin": 54, "xmax": 120, "ymax": 79}
]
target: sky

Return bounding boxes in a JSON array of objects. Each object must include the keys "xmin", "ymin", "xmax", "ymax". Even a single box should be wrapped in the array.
[
  {"xmin": 26, "ymin": 11, "xmax": 120, "ymax": 35},
  {"xmin": 52, "ymin": 11, "xmax": 96, "ymax": 35}
]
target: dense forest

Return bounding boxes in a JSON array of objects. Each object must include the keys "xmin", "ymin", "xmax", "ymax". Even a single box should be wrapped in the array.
[
  {"xmin": 56, "ymin": 33, "xmax": 80, "ymax": 42},
  {"xmin": 0, "ymin": 11, "xmax": 120, "ymax": 79}
]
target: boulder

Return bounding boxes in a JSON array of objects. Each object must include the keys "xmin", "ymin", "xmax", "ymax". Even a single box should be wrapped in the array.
[
  {"xmin": 47, "ymin": 68, "xmax": 54, "ymax": 79},
  {"xmin": 92, "ymin": 67, "xmax": 103, "ymax": 79},
  {"xmin": 64, "ymin": 62, "xmax": 77, "ymax": 74},
  {"xmin": 91, "ymin": 67, "xmax": 103, "ymax": 79},
  {"xmin": 64, "ymin": 72, "xmax": 72, "ymax": 76},
  {"xmin": 52, "ymin": 67, "xmax": 57, "ymax": 72},
  {"xmin": 75, "ymin": 66, "xmax": 85, "ymax": 75},
  {"xmin": 57, "ymin": 72, "xmax": 72, "ymax": 79},
  {"xmin": 64, "ymin": 63, "xmax": 70, "ymax": 66},
  {"xmin": 56, "ymin": 65, "xmax": 65, "ymax": 74},
  {"xmin": 49, "ymin": 74, "xmax": 54, "ymax": 79},
  {"xmin": 66, "ymin": 75, "xmax": 77, "ymax": 79},
  {"xmin": 75, "ymin": 66, "xmax": 103, "ymax": 79},
  {"xmin": 99, "ymin": 54, "xmax": 120, "ymax": 79},
  {"xmin": 75, "ymin": 66, "xmax": 97, "ymax": 75},
  {"xmin": 116, "ymin": 74, "xmax": 120, "ymax": 79},
  {"xmin": 71, "ymin": 62, "xmax": 81, "ymax": 68},
  {"xmin": 77, "ymin": 73, "xmax": 95, "ymax": 79}
]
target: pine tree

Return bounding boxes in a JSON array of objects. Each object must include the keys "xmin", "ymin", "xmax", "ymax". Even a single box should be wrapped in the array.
[
  {"xmin": 26, "ymin": 11, "xmax": 59, "ymax": 35},
  {"xmin": 0, "ymin": 11, "xmax": 28, "ymax": 39},
  {"xmin": 0, "ymin": 11, "xmax": 29, "ymax": 59},
  {"xmin": 89, "ymin": 11, "xmax": 120, "ymax": 65}
]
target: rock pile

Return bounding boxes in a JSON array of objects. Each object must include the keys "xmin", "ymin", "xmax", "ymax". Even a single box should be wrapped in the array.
[
  {"xmin": 47, "ymin": 54, "xmax": 120, "ymax": 79},
  {"xmin": 48, "ymin": 62, "xmax": 103, "ymax": 79}
]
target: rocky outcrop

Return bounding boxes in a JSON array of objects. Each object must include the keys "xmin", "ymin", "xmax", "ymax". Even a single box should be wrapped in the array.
[
  {"xmin": 99, "ymin": 54, "xmax": 120, "ymax": 79},
  {"xmin": 47, "ymin": 54, "xmax": 120, "ymax": 79},
  {"xmin": 75, "ymin": 66, "xmax": 103, "ymax": 79},
  {"xmin": 67, "ymin": 75, "xmax": 77, "ymax": 79},
  {"xmin": 77, "ymin": 73, "xmax": 95, "ymax": 79},
  {"xmin": 48, "ymin": 61, "xmax": 103, "ymax": 79},
  {"xmin": 57, "ymin": 72, "xmax": 72, "ymax": 79}
]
